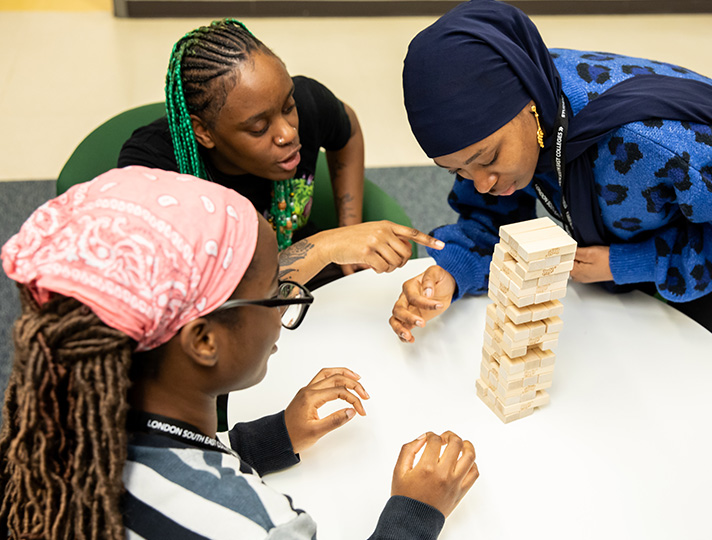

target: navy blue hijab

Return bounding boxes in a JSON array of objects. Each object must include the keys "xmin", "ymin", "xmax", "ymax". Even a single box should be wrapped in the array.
[{"xmin": 403, "ymin": 0, "xmax": 712, "ymax": 245}]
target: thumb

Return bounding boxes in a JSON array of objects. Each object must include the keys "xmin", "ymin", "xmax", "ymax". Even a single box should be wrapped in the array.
[
  {"xmin": 316, "ymin": 408, "xmax": 357, "ymax": 437},
  {"xmin": 394, "ymin": 433, "xmax": 428, "ymax": 476},
  {"xmin": 421, "ymin": 265, "xmax": 444, "ymax": 297}
]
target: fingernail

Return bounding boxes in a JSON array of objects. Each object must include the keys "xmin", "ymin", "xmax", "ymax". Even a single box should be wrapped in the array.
[
  {"xmin": 417, "ymin": 433, "xmax": 427, "ymax": 440},
  {"xmin": 415, "ymin": 319, "xmax": 425, "ymax": 328},
  {"xmin": 424, "ymin": 288, "xmax": 433, "ymax": 297},
  {"xmin": 345, "ymin": 409, "xmax": 356, "ymax": 419},
  {"xmin": 399, "ymin": 332, "xmax": 406, "ymax": 339},
  {"xmin": 435, "ymin": 303, "xmax": 443, "ymax": 309},
  {"xmin": 435, "ymin": 240, "xmax": 445, "ymax": 248}
]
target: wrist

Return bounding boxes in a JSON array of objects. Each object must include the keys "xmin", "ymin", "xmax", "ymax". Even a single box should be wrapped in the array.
[{"xmin": 310, "ymin": 230, "xmax": 336, "ymax": 268}]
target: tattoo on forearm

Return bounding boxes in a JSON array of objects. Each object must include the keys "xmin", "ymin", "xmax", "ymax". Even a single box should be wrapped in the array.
[
  {"xmin": 336, "ymin": 192, "xmax": 355, "ymax": 208},
  {"xmin": 279, "ymin": 239, "xmax": 315, "ymax": 278},
  {"xmin": 338, "ymin": 210, "xmax": 359, "ymax": 227}
]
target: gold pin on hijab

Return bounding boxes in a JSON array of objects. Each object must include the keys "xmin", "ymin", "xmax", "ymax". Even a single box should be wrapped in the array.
[{"xmin": 531, "ymin": 105, "xmax": 545, "ymax": 148}]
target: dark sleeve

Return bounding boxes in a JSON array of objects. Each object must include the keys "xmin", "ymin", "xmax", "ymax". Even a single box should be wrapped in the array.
[
  {"xmin": 428, "ymin": 176, "xmax": 538, "ymax": 300},
  {"xmin": 117, "ymin": 116, "xmax": 180, "ymax": 172},
  {"xmin": 293, "ymin": 75, "xmax": 352, "ymax": 152},
  {"xmin": 368, "ymin": 496, "xmax": 445, "ymax": 540},
  {"xmin": 227, "ymin": 410, "xmax": 300, "ymax": 476}
]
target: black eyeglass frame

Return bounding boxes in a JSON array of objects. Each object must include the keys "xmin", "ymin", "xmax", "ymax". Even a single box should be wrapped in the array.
[{"xmin": 211, "ymin": 280, "xmax": 314, "ymax": 330}]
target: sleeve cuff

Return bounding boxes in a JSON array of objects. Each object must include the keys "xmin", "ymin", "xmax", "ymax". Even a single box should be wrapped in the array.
[
  {"xmin": 228, "ymin": 411, "xmax": 300, "ymax": 475},
  {"xmin": 609, "ymin": 239, "xmax": 657, "ymax": 285},
  {"xmin": 426, "ymin": 242, "xmax": 489, "ymax": 301},
  {"xmin": 368, "ymin": 496, "xmax": 445, "ymax": 540}
]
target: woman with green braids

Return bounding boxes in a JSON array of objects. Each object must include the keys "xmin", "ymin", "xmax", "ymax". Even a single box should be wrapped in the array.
[{"xmin": 119, "ymin": 18, "xmax": 443, "ymax": 288}]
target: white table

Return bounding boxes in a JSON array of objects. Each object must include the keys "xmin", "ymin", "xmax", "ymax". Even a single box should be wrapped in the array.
[{"xmin": 227, "ymin": 257, "xmax": 712, "ymax": 540}]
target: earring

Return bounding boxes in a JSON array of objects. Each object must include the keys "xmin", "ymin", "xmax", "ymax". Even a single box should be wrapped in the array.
[{"xmin": 531, "ymin": 105, "xmax": 545, "ymax": 149}]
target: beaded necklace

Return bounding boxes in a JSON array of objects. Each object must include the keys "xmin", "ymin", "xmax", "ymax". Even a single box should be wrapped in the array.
[{"xmin": 270, "ymin": 178, "xmax": 298, "ymax": 250}]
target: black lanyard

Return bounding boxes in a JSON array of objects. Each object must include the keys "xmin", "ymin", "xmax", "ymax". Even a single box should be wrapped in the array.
[
  {"xmin": 533, "ymin": 94, "xmax": 575, "ymax": 236},
  {"xmin": 127, "ymin": 410, "xmax": 233, "ymax": 455}
]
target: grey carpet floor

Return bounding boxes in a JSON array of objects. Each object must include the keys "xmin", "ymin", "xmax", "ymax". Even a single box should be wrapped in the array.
[{"xmin": 0, "ymin": 166, "xmax": 457, "ymax": 423}]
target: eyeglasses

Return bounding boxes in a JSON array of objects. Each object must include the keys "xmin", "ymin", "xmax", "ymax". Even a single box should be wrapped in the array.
[{"xmin": 211, "ymin": 280, "xmax": 314, "ymax": 330}]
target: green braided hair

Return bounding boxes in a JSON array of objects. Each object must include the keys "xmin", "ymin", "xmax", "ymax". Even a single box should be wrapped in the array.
[{"xmin": 165, "ymin": 19, "xmax": 274, "ymax": 179}]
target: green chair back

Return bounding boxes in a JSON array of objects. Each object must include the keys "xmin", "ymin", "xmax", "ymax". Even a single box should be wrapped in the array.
[
  {"xmin": 57, "ymin": 102, "xmax": 166, "ymax": 195},
  {"xmin": 57, "ymin": 103, "xmax": 414, "ymax": 255}
]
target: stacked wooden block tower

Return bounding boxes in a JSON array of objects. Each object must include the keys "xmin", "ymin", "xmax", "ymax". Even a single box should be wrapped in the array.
[{"xmin": 476, "ymin": 217, "xmax": 577, "ymax": 423}]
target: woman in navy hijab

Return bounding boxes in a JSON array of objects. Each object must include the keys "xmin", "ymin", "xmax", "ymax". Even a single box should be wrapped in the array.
[{"xmin": 390, "ymin": 0, "xmax": 712, "ymax": 335}]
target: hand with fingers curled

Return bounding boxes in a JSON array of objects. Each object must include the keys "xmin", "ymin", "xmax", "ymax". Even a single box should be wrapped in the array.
[
  {"xmin": 284, "ymin": 367, "xmax": 370, "ymax": 454},
  {"xmin": 389, "ymin": 264, "xmax": 456, "ymax": 343},
  {"xmin": 317, "ymin": 221, "xmax": 445, "ymax": 275},
  {"xmin": 391, "ymin": 431, "xmax": 479, "ymax": 518},
  {"xmin": 571, "ymin": 245, "xmax": 613, "ymax": 283}
]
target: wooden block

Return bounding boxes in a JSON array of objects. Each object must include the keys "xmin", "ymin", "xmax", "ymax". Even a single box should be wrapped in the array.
[
  {"xmin": 492, "ymin": 404, "xmax": 535, "ymax": 424},
  {"xmin": 505, "ymin": 303, "xmax": 533, "ymax": 324},
  {"xmin": 527, "ymin": 319, "xmax": 546, "ymax": 339},
  {"xmin": 497, "ymin": 361, "xmax": 555, "ymax": 386},
  {"xmin": 550, "ymin": 287, "xmax": 568, "ymax": 301},
  {"xmin": 530, "ymin": 299, "xmax": 564, "ymax": 321},
  {"xmin": 499, "ymin": 217, "xmax": 557, "ymax": 245},
  {"xmin": 489, "ymin": 261, "xmax": 510, "ymax": 288},
  {"xmin": 495, "ymin": 303, "xmax": 507, "ymax": 324},
  {"xmin": 502, "ymin": 319, "xmax": 531, "ymax": 342},
  {"xmin": 537, "ymin": 270, "xmax": 570, "ymax": 286},
  {"xmin": 488, "ymin": 282, "xmax": 512, "ymax": 306},
  {"xmin": 499, "ymin": 337, "xmax": 529, "ymax": 359},
  {"xmin": 485, "ymin": 303, "xmax": 497, "ymax": 329},
  {"xmin": 476, "ymin": 378, "xmax": 496, "ymax": 408},
  {"xmin": 496, "ymin": 376, "xmax": 524, "ymax": 393},
  {"xmin": 493, "ymin": 242, "xmax": 515, "ymax": 264},
  {"xmin": 502, "ymin": 330, "xmax": 560, "ymax": 354},
  {"xmin": 535, "ymin": 348, "xmax": 556, "ymax": 368},
  {"xmin": 482, "ymin": 343, "xmax": 525, "ymax": 375},
  {"xmin": 496, "ymin": 390, "xmax": 550, "ymax": 416},
  {"xmin": 514, "ymin": 259, "xmax": 575, "ymax": 281},
  {"xmin": 521, "ymin": 254, "xmax": 564, "ymax": 272},
  {"xmin": 509, "ymin": 288, "xmax": 536, "ymax": 308},
  {"xmin": 514, "ymin": 227, "xmax": 577, "ymax": 263},
  {"xmin": 478, "ymin": 378, "xmax": 535, "ymax": 424},
  {"xmin": 543, "ymin": 316, "xmax": 563, "ymax": 334},
  {"xmin": 483, "ymin": 324, "xmax": 495, "ymax": 348},
  {"xmin": 487, "ymin": 289, "xmax": 499, "ymax": 305},
  {"xmin": 497, "ymin": 387, "xmax": 537, "ymax": 406},
  {"xmin": 508, "ymin": 276, "xmax": 555, "ymax": 298}
]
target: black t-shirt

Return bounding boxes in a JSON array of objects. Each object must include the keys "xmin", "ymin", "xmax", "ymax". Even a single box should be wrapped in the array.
[{"xmin": 118, "ymin": 76, "xmax": 352, "ymax": 240}]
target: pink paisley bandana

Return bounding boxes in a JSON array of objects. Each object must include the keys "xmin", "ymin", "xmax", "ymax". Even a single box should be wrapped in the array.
[{"xmin": 1, "ymin": 166, "xmax": 259, "ymax": 351}]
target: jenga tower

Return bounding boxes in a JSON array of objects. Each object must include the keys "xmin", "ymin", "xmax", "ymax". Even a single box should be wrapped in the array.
[{"xmin": 476, "ymin": 217, "xmax": 577, "ymax": 423}]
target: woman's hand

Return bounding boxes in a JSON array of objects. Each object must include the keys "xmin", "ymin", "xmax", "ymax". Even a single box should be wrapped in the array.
[
  {"xmin": 279, "ymin": 221, "xmax": 444, "ymax": 283},
  {"xmin": 389, "ymin": 264, "xmax": 456, "ymax": 343},
  {"xmin": 391, "ymin": 431, "xmax": 479, "ymax": 518},
  {"xmin": 318, "ymin": 221, "xmax": 445, "ymax": 274},
  {"xmin": 284, "ymin": 367, "xmax": 369, "ymax": 454},
  {"xmin": 571, "ymin": 246, "xmax": 613, "ymax": 283}
]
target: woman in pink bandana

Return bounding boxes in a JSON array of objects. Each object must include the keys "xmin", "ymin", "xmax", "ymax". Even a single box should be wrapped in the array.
[{"xmin": 0, "ymin": 166, "xmax": 478, "ymax": 539}]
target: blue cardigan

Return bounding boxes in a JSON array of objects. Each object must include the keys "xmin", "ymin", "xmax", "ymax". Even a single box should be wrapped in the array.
[{"xmin": 428, "ymin": 48, "xmax": 712, "ymax": 303}]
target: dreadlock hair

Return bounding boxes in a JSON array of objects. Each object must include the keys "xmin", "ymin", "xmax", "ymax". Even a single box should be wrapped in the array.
[
  {"xmin": 0, "ymin": 285, "xmax": 135, "ymax": 539},
  {"xmin": 165, "ymin": 18, "xmax": 275, "ymax": 180}
]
